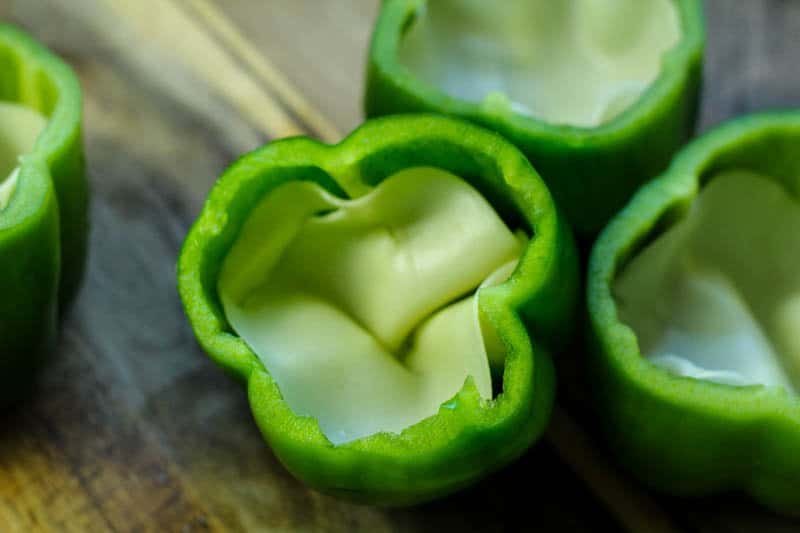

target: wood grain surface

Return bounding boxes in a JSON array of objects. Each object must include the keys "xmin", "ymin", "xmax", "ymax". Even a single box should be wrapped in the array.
[{"xmin": 0, "ymin": 1, "xmax": 799, "ymax": 531}]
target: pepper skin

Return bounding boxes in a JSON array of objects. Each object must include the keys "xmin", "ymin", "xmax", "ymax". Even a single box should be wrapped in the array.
[
  {"xmin": 178, "ymin": 115, "xmax": 578, "ymax": 505},
  {"xmin": 365, "ymin": 0, "xmax": 705, "ymax": 238},
  {"xmin": 587, "ymin": 112, "xmax": 800, "ymax": 515},
  {"xmin": 0, "ymin": 25, "xmax": 88, "ymax": 406}
]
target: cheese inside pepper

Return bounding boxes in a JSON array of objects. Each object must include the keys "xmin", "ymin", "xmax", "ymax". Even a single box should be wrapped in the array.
[
  {"xmin": 0, "ymin": 102, "xmax": 47, "ymax": 210},
  {"xmin": 616, "ymin": 171, "xmax": 800, "ymax": 393},
  {"xmin": 219, "ymin": 167, "xmax": 524, "ymax": 444},
  {"xmin": 399, "ymin": 0, "xmax": 681, "ymax": 127}
]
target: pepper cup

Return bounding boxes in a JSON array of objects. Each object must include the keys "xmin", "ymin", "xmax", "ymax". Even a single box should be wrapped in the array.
[
  {"xmin": 588, "ymin": 112, "xmax": 800, "ymax": 515},
  {"xmin": 0, "ymin": 25, "xmax": 88, "ymax": 406},
  {"xmin": 178, "ymin": 115, "xmax": 579, "ymax": 505}
]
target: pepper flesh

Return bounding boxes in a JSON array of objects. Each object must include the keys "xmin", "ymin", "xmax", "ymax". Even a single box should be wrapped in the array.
[
  {"xmin": 0, "ymin": 25, "xmax": 88, "ymax": 407},
  {"xmin": 178, "ymin": 115, "xmax": 578, "ymax": 505},
  {"xmin": 588, "ymin": 112, "xmax": 800, "ymax": 515},
  {"xmin": 365, "ymin": 0, "xmax": 704, "ymax": 237}
]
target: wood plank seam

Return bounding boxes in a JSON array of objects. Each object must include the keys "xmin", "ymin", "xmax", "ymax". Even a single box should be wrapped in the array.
[
  {"xmin": 183, "ymin": 0, "xmax": 342, "ymax": 143},
  {"xmin": 103, "ymin": 0, "xmax": 305, "ymax": 141},
  {"xmin": 548, "ymin": 408, "xmax": 683, "ymax": 533}
]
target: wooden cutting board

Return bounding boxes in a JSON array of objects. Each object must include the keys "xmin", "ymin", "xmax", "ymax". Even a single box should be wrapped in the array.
[{"xmin": 0, "ymin": 1, "xmax": 799, "ymax": 531}]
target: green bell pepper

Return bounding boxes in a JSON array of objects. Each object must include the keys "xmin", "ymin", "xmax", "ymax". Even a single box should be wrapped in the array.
[
  {"xmin": 365, "ymin": 0, "xmax": 705, "ymax": 238},
  {"xmin": 587, "ymin": 112, "xmax": 800, "ymax": 515},
  {"xmin": 0, "ymin": 25, "xmax": 88, "ymax": 406},
  {"xmin": 178, "ymin": 115, "xmax": 578, "ymax": 505}
]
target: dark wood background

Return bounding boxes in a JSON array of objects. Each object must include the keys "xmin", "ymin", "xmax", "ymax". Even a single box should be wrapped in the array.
[{"xmin": 1, "ymin": 1, "xmax": 799, "ymax": 531}]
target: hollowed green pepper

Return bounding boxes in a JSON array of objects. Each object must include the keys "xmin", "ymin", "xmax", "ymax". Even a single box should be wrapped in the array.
[
  {"xmin": 0, "ymin": 25, "xmax": 88, "ymax": 406},
  {"xmin": 178, "ymin": 115, "xmax": 578, "ymax": 505},
  {"xmin": 365, "ymin": 0, "xmax": 705, "ymax": 237},
  {"xmin": 587, "ymin": 112, "xmax": 800, "ymax": 515}
]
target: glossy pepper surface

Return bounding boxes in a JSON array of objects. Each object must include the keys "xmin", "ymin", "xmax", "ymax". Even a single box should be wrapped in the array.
[
  {"xmin": 178, "ymin": 115, "xmax": 579, "ymax": 505},
  {"xmin": 0, "ymin": 25, "xmax": 88, "ymax": 406},
  {"xmin": 588, "ymin": 112, "xmax": 800, "ymax": 515},
  {"xmin": 365, "ymin": 0, "xmax": 705, "ymax": 238}
]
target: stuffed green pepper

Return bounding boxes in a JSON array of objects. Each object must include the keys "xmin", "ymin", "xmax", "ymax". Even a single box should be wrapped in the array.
[
  {"xmin": 0, "ymin": 25, "xmax": 88, "ymax": 406},
  {"xmin": 365, "ymin": 0, "xmax": 704, "ymax": 237},
  {"xmin": 178, "ymin": 115, "xmax": 578, "ymax": 505},
  {"xmin": 588, "ymin": 112, "xmax": 800, "ymax": 515}
]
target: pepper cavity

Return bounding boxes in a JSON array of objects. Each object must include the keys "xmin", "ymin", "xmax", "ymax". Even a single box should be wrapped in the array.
[
  {"xmin": 0, "ymin": 102, "xmax": 47, "ymax": 210},
  {"xmin": 218, "ymin": 166, "xmax": 525, "ymax": 444},
  {"xmin": 616, "ymin": 170, "xmax": 800, "ymax": 393},
  {"xmin": 398, "ymin": 0, "xmax": 680, "ymax": 127}
]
